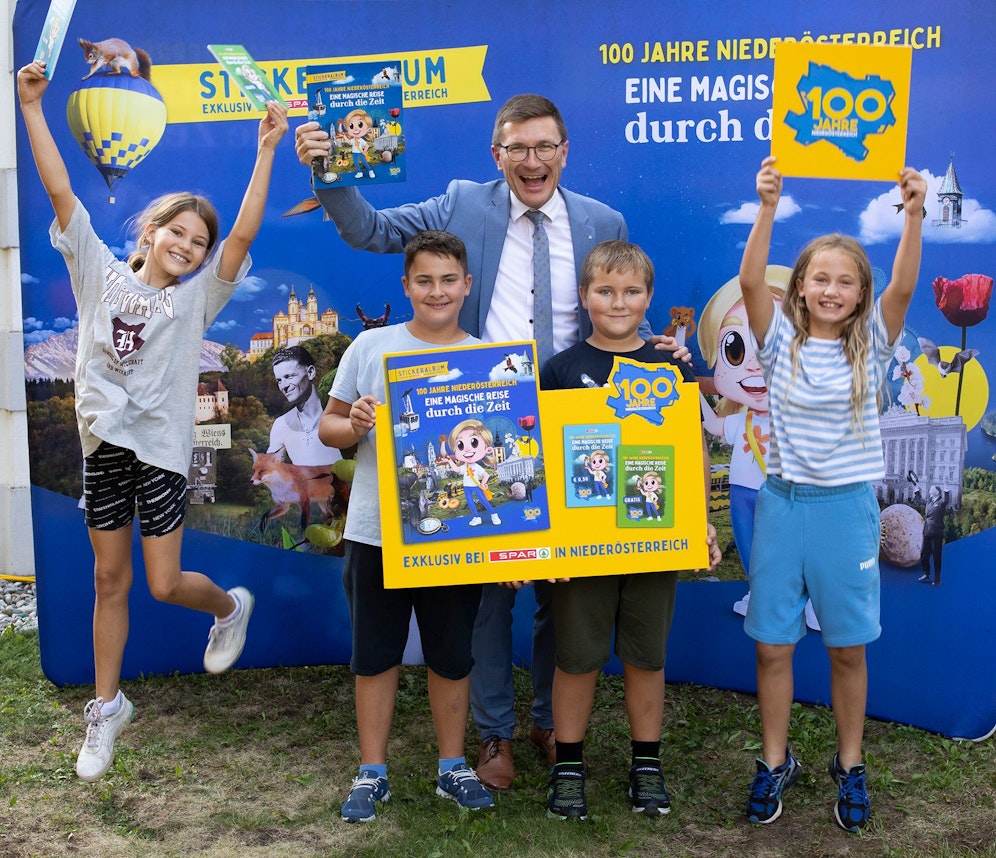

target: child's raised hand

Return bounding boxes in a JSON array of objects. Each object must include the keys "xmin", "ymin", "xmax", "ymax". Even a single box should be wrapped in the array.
[
  {"xmin": 898, "ymin": 167, "xmax": 928, "ymax": 218},
  {"xmin": 258, "ymin": 101, "xmax": 289, "ymax": 151},
  {"xmin": 756, "ymin": 155, "xmax": 782, "ymax": 208},
  {"xmin": 16, "ymin": 61, "xmax": 49, "ymax": 107}
]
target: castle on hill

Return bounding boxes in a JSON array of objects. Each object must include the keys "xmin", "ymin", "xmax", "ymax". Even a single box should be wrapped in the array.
[{"xmin": 248, "ymin": 286, "xmax": 339, "ymax": 361}]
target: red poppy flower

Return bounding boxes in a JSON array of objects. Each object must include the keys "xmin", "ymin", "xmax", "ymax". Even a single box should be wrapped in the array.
[
  {"xmin": 931, "ymin": 273, "xmax": 993, "ymax": 327},
  {"xmin": 517, "ymin": 415, "xmax": 536, "ymax": 431}
]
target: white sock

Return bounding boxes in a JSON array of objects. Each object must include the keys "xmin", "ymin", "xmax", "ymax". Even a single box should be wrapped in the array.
[
  {"xmin": 218, "ymin": 592, "xmax": 241, "ymax": 625},
  {"xmin": 101, "ymin": 690, "xmax": 123, "ymax": 716}
]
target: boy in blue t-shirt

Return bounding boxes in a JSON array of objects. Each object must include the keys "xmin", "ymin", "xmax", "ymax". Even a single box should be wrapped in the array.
[
  {"xmin": 318, "ymin": 231, "xmax": 494, "ymax": 822},
  {"xmin": 540, "ymin": 241, "xmax": 721, "ymax": 820}
]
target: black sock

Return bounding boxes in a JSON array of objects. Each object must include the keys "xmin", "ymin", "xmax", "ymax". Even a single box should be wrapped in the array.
[
  {"xmin": 631, "ymin": 740, "xmax": 660, "ymax": 766},
  {"xmin": 555, "ymin": 740, "xmax": 584, "ymax": 767}
]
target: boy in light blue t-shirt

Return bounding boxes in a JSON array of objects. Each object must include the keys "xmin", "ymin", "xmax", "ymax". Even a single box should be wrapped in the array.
[{"xmin": 319, "ymin": 231, "xmax": 494, "ymax": 822}]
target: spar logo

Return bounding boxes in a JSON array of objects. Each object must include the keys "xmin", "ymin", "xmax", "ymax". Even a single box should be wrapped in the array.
[{"xmin": 489, "ymin": 547, "xmax": 552, "ymax": 563}]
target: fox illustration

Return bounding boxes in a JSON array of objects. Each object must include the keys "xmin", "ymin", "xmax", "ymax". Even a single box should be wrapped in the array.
[
  {"xmin": 250, "ymin": 446, "xmax": 333, "ymax": 532},
  {"xmin": 79, "ymin": 37, "xmax": 152, "ymax": 81}
]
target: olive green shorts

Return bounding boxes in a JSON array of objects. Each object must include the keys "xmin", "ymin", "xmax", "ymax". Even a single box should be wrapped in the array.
[{"xmin": 551, "ymin": 571, "xmax": 678, "ymax": 673}]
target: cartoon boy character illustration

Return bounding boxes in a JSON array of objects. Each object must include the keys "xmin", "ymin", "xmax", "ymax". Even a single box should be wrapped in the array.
[
  {"xmin": 42, "ymin": 15, "xmax": 62, "ymax": 59},
  {"xmin": 584, "ymin": 449, "xmax": 611, "ymax": 497},
  {"xmin": 343, "ymin": 108, "xmax": 375, "ymax": 179},
  {"xmin": 238, "ymin": 64, "xmax": 271, "ymax": 104},
  {"xmin": 697, "ymin": 266, "xmax": 817, "ymax": 629},
  {"xmin": 446, "ymin": 419, "xmax": 501, "ymax": 526},
  {"xmin": 636, "ymin": 471, "xmax": 662, "ymax": 521}
]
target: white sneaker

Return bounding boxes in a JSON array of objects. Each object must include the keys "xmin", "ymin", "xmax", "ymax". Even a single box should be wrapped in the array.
[
  {"xmin": 468, "ymin": 516, "xmax": 482, "ymax": 526},
  {"xmin": 733, "ymin": 591, "xmax": 750, "ymax": 617},
  {"xmin": 204, "ymin": 587, "xmax": 255, "ymax": 674},
  {"xmin": 355, "ymin": 171, "xmax": 364, "ymax": 179},
  {"xmin": 367, "ymin": 170, "xmax": 376, "ymax": 178},
  {"xmin": 76, "ymin": 693, "xmax": 135, "ymax": 782},
  {"xmin": 490, "ymin": 513, "xmax": 501, "ymax": 525}
]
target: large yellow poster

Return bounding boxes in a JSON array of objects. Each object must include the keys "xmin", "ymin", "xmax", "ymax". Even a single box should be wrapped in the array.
[
  {"xmin": 378, "ymin": 350, "xmax": 709, "ymax": 588},
  {"xmin": 771, "ymin": 43, "xmax": 912, "ymax": 181}
]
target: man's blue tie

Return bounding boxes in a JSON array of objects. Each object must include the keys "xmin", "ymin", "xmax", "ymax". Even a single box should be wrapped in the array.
[{"xmin": 525, "ymin": 209, "xmax": 554, "ymax": 366}]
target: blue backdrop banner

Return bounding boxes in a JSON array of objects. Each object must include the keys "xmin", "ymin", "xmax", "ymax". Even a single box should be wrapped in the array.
[{"xmin": 14, "ymin": 0, "xmax": 996, "ymax": 740}]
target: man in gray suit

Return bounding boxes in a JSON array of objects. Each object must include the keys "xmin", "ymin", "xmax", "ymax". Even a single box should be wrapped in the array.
[{"xmin": 295, "ymin": 94, "xmax": 660, "ymax": 792}]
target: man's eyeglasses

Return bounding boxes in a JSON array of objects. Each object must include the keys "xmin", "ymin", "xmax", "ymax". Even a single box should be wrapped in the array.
[{"xmin": 496, "ymin": 141, "xmax": 565, "ymax": 162}]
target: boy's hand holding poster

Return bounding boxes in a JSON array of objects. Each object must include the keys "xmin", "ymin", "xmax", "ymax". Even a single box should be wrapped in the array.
[
  {"xmin": 378, "ymin": 344, "xmax": 708, "ymax": 586},
  {"xmin": 771, "ymin": 42, "xmax": 912, "ymax": 181},
  {"xmin": 306, "ymin": 60, "xmax": 405, "ymax": 188}
]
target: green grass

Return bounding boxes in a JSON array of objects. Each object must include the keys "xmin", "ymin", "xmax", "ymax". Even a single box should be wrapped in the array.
[{"xmin": 1, "ymin": 626, "xmax": 994, "ymax": 857}]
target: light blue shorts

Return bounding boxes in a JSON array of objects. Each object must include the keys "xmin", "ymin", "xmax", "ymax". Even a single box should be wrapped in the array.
[{"xmin": 744, "ymin": 475, "xmax": 881, "ymax": 648}]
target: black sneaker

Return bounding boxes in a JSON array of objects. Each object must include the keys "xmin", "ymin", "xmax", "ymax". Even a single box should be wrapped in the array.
[
  {"xmin": 547, "ymin": 764, "xmax": 587, "ymax": 820},
  {"xmin": 628, "ymin": 760, "xmax": 671, "ymax": 815},
  {"xmin": 829, "ymin": 753, "xmax": 870, "ymax": 832},
  {"xmin": 746, "ymin": 751, "xmax": 802, "ymax": 824}
]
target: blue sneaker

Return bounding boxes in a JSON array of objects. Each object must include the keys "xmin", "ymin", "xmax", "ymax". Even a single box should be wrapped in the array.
[
  {"xmin": 829, "ymin": 754, "xmax": 870, "ymax": 832},
  {"xmin": 436, "ymin": 764, "xmax": 495, "ymax": 810},
  {"xmin": 746, "ymin": 752, "xmax": 802, "ymax": 824},
  {"xmin": 341, "ymin": 770, "xmax": 390, "ymax": 822}
]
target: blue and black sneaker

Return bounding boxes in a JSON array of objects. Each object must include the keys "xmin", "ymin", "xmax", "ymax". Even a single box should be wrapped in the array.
[
  {"xmin": 547, "ymin": 763, "xmax": 588, "ymax": 821},
  {"xmin": 746, "ymin": 751, "xmax": 802, "ymax": 824},
  {"xmin": 829, "ymin": 753, "xmax": 870, "ymax": 832},
  {"xmin": 629, "ymin": 760, "xmax": 671, "ymax": 816}
]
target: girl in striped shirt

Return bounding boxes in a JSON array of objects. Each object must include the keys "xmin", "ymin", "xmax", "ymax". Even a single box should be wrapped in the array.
[{"xmin": 738, "ymin": 155, "xmax": 926, "ymax": 833}]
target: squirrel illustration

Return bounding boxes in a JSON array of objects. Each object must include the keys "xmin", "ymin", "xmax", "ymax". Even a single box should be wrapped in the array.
[{"xmin": 79, "ymin": 37, "xmax": 152, "ymax": 81}]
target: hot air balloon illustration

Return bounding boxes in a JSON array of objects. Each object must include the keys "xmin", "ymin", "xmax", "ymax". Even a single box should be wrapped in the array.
[{"xmin": 65, "ymin": 70, "xmax": 167, "ymax": 203}]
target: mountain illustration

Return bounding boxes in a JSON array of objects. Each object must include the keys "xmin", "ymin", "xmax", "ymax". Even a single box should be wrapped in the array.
[{"xmin": 23, "ymin": 328, "xmax": 229, "ymax": 381}]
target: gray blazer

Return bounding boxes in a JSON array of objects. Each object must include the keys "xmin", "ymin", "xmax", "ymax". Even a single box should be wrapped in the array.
[{"xmin": 316, "ymin": 179, "xmax": 630, "ymax": 339}]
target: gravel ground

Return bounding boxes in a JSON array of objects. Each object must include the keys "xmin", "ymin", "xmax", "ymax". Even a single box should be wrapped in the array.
[{"xmin": 0, "ymin": 579, "xmax": 38, "ymax": 633}]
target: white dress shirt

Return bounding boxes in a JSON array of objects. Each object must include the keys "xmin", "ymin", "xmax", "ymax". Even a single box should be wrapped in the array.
[{"xmin": 482, "ymin": 189, "xmax": 578, "ymax": 355}]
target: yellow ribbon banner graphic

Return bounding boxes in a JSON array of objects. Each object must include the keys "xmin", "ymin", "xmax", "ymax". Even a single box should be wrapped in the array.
[{"xmin": 155, "ymin": 46, "xmax": 490, "ymax": 124}]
